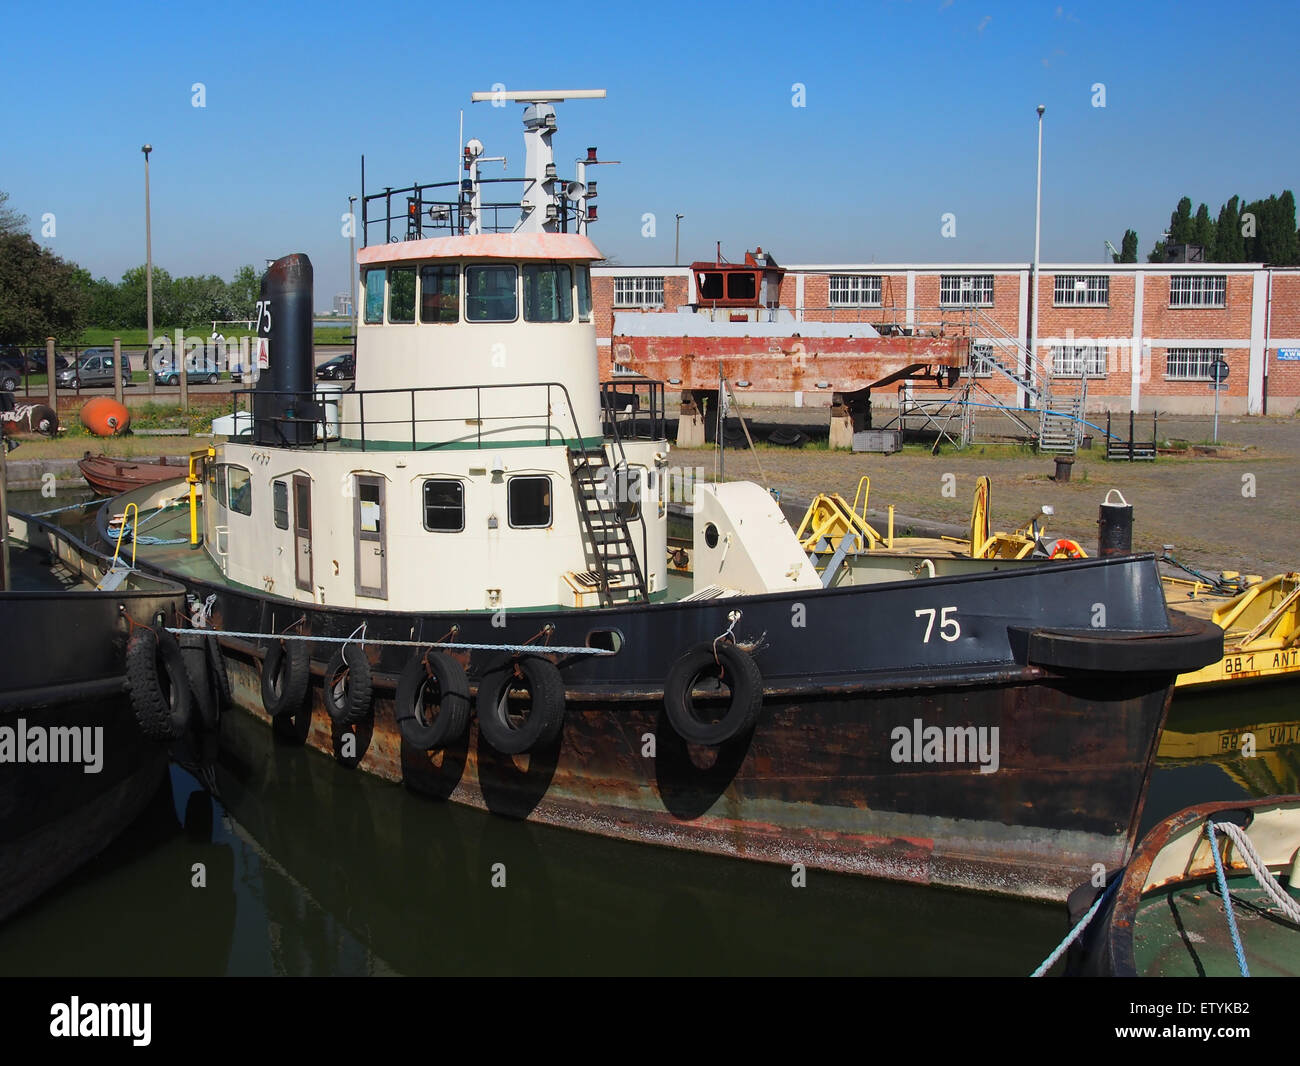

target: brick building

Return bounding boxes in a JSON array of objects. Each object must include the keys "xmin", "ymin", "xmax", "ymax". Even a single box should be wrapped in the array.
[{"xmin": 594, "ymin": 262, "xmax": 1300, "ymax": 417}]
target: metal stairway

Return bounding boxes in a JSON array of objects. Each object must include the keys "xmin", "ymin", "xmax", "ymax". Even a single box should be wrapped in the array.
[
  {"xmin": 1038, "ymin": 394, "xmax": 1082, "ymax": 453},
  {"xmin": 567, "ymin": 445, "xmax": 648, "ymax": 606}
]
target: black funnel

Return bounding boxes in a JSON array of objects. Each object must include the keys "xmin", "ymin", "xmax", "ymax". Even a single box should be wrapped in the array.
[{"xmin": 253, "ymin": 253, "xmax": 322, "ymax": 446}]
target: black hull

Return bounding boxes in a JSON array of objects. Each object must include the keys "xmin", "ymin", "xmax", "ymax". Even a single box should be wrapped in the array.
[
  {"xmin": 0, "ymin": 517, "xmax": 186, "ymax": 922},
  {"xmin": 136, "ymin": 550, "xmax": 1221, "ymax": 901}
]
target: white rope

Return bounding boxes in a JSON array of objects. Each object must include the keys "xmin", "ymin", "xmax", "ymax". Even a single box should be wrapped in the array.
[
  {"xmin": 162, "ymin": 626, "xmax": 613, "ymax": 656},
  {"xmin": 189, "ymin": 594, "xmax": 217, "ymax": 629},
  {"xmin": 1214, "ymin": 820, "xmax": 1300, "ymax": 924}
]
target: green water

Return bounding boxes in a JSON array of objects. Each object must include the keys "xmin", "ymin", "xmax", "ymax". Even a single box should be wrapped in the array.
[{"xmin": 0, "ymin": 683, "xmax": 1294, "ymax": 976}]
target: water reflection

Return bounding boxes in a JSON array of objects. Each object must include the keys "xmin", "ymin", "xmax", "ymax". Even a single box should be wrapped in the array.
[{"xmin": 1, "ymin": 681, "xmax": 1294, "ymax": 976}]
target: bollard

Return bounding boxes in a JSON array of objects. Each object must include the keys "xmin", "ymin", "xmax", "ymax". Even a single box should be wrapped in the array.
[
  {"xmin": 1053, "ymin": 456, "xmax": 1074, "ymax": 482},
  {"xmin": 1097, "ymin": 489, "xmax": 1133, "ymax": 556}
]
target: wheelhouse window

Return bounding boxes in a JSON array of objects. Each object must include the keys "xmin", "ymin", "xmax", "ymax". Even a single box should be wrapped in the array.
[
  {"xmin": 420, "ymin": 265, "xmax": 459, "ymax": 323},
  {"xmin": 466, "ymin": 265, "xmax": 518, "ymax": 322},
  {"xmin": 227, "ymin": 465, "xmax": 252, "ymax": 516},
  {"xmin": 523, "ymin": 263, "xmax": 573, "ymax": 323},
  {"xmin": 1169, "ymin": 274, "xmax": 1226, "ymax": 308},
  {"xmin": 422, "ymin": 479, "xmax": 464, "ymax": 532},
  {"xmin": 507, "ymin": 476, "xmax": 551, "ymax": 528},
  {"xmin": 1166, "ymin": 347, "xmax": 1221, "ymax": 381},
  {"xmin": 388, "ymin": 267, "xmax": 416, "ymax": 323},
  {"xmin": 829, "ymin": 275, "xmax": 882, "ymax": 307},
  {"xmin": 940, "ymin": 274, "xmax": 994, "ymax": 307},
  {"xmin": 613, "ymin": 276, "xmax": 664, "ymax": 308},
  {"xmin": 576, "ymin": 265, "xmax": 592, "ymax": 322},
  {"xmin": 363, "ymin": 267, "xmax": 385, "ymax": 324},
  {"xmin": 1053, "ymin": 275, "xmax": 1109, "ymax": 307},
  {"xmin": 273, "ymin": 479, "xmax": 289, "ymax": 529}
]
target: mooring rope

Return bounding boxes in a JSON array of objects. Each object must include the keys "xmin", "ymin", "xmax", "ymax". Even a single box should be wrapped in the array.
[
  {"xmin": 1212, "ymin": 820, "xmax": 1300, "ymax": 925},
  {"xmin": 162, "ymin": 626, "xmax": 614, "ymax": 657},
  {"xmin": 1030, "ymin": 875, "xmax": 1121, "ymax": 977},
  {"xmin": 1207, "ymin": 821, "xmax": 1251, "ymax": 977}
]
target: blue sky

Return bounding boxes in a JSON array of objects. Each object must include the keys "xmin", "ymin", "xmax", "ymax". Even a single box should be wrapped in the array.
[{"xmin": 2, "ymin": 0, "xmax": 1297, "ymax": 304}]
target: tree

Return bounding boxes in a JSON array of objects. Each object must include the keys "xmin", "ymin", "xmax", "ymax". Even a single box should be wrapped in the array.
[
  {"xmin": 1276, "ymin": 190, "xmax": 1298, "ymax": 265},
  {"xmin": 0, "ymin": 190, "xmax": 25, "ymax": 237},
  {"xmin": 227, "ymin": 264, "xmax": 260, "ymax": 319},
  {"xmin": 1169, "ymin": 197, "xmax": 1194, "ymax": 244},
  {"xmin": 1191, "ymin": 203, "xmax": 1215, "ymax": 253},
  {"xmin": 1213, "ymin": 196, "xmax": 1244, "ymax": 262},
  {"xmin": 1119, "ymin": 229, "xmax": 1138, "ymax": 263},
  {"xmin": 0, "ymin": 232, "xmax": 90, "ymax": 344}
]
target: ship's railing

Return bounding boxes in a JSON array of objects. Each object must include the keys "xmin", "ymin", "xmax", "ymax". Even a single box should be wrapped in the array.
[
  {"xmin": 599, "ymin": 378, "xmax": 664, "ymax": 442},
  {"xmin": 230, "ymin": 379, "xmax": 666, "ymax": 453},
  {"xmin": 361, "ymin": 177, "xmax": 588, "ymax": 246}
]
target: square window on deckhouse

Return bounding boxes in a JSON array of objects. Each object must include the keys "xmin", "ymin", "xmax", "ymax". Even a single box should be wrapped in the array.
[
  {"xmin": 423, "ymin": 479, "xmax": 464, "ymax": 532},
  {"xmin": 524, "ymin": 264, "xmax": 573, "ymax": 322},
  {"xmin": 363, "ymin": 267, "xmax": 385, "ymax": 324},
  {"xmin": 389, "ymin": 267, "xmax": 416, "ymax": 323},
  {"xmin": 508, "ymin": 476, "xmax": 551, "ymax": 528},
  {"xmin": 466, "ymin": 265, "xmax": 518, "ymax": 322},
  {"xmin": 420, "ymin": 265, "xmax": 459, "ymax": 323}
]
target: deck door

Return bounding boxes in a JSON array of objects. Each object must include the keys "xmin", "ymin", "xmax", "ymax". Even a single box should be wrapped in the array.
[
  {"xmin": 293, "ymin": 475, "xmax": 313, "ymax": 592},
  {"xmin": 354, "ymin": 475, "xmax": 387, "ymax": 599}
]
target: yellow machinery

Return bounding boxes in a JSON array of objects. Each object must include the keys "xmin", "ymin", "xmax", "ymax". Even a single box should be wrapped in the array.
[
  {"xmin": 1167, "ymin": 572, "xmax": 1300, "ymax": 688},
  {"xmin": 795, "ymin": 478, "xmax": 896, "ymax": 577}
]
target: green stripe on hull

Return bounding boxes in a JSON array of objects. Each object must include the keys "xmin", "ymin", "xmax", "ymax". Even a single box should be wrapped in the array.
[{"xmin": 333, "ymin": 435, "xmax": 605, "ymax": 452}]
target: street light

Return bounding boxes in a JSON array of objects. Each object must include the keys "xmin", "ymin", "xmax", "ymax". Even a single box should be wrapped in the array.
[
  {"xmin": 675, "ymin": 213, "xmax": 684, "ymax": 266},
  {"xmin": 348, "ymin": 194, "xmax": 357, "ymax": 325},
  {"xmin": 142, "ymin": 144, "xmax": 154, "ymax": 355},
  {"xmin": 1028, "ymin": 106, "xmax": 1044, "ymax": 411}
]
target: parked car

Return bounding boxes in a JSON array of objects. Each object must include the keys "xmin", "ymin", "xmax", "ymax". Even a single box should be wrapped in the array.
[
  {"xmin": 0, "ymin": 348, "xmax": 24, "ymax": 391},
  {"xmin": 55, "ymin": 349, "xmax": 132, "ymax": 389},
  {"xmin": 315, "ymin": 353, "xmax": 355, "ymax": 380},
  {"xmin": 153, "ymin": 363, "xmax": 221, "ymax": 386}
]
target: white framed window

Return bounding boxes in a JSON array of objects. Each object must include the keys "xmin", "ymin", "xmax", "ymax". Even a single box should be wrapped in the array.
[
  {"xmin": 1049, "ymin": 344, "xmax": 1108, "ymax": 377},
  {"xmin": 828, "ymin": 274, "xmax": 882, "ymax": 307},
  {"xmin": 1053, "ymin": 275, "xmax": 1109, "ymax": 307},
  {"xmin": 613, "ymin": 276, "xmax": 665, "ymax": 308},
  {"xmin": 1169, "ymin": 275, "xmax": 1226, "ymax": 308},
  {"xmin": 969, "ymin": 341, "xmax": 995, "ymax": 377},
  {"xmin": 940, "ymin": 274, "xmax": 994, "ymax": 307},
  {"xmin": 1165, "ymin": 347, "xmax": 1221, "ymax": 381}
]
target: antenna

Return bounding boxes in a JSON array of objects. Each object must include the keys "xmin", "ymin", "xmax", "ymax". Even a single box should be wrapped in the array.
[
  {"xmin": 470, "ymin": 89, "xmax": 606, "ymax": 103},
  {"xmin": 468, "ymin": 89, "xmax": 608, "ymax": 235}
]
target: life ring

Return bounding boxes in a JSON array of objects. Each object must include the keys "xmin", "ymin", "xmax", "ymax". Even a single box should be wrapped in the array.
[
  {"xmin": 475, "ymin": 656, "xmax": 565, "ymax": 755},
  {"xmin": 177, "ymin": 631, "xmax": 220, "ymax": 731},
  {"xmin": 125, "ymin": 624, "xmax": 193, "ymax": 741},
  {"xmin": 663, "ymin": 642, "xmax": 763, "ymax": 745},
  {"xmin": 1048, "ymin": 538, "xmax": 1086, "ymax": 560},
  {"xmin": 261, "ymin": 637, "xmax": 311, "ymax": 718},
  {"xmin": 395, "ymin": 650, "xmax": 470, "ymax": 749},
  {"xmin": 323, "ymin": 643, "xmax": 374, "ymax": 725}
]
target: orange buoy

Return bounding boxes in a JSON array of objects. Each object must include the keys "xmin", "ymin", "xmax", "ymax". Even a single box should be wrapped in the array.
[{"xmin": 81, "ymin": 397, "xmax": 131, "ymax": 436}]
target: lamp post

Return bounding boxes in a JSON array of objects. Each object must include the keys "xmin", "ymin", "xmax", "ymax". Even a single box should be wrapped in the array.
[
  {"xmin": 675, "ymin": 213, "xmax": 684, "ymax": 266},
  {"xmin": 348, "ymin": 195, "xmax": 357, "ymax": 325},
  {"xmin": 1028, "ymin": 106, "xmax": 1044, "ymax": 411},
  {"xmin": 142, "ymin": 145, "xmax": 154, "ymax": 356}
]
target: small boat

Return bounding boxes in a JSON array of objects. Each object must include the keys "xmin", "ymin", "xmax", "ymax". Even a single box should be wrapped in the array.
[
  {"xmin": 0, "ymin": 510, "xmax": 188, "ymax": 922},
  {"xmin": 79, "ymin": 453, "xmax": 186, "ymax": 496},
  {"xmin": 1063, "ymin": 796, "xmax": 1300, "ymax": 976}
]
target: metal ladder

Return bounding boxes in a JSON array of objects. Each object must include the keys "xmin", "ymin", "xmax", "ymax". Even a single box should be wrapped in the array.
[{"xmin": 567, "ymin": 445, "xmax": 648, "ymax": 605}]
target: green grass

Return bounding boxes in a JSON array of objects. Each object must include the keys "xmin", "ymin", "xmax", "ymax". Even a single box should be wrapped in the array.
[{"xmin": 75, "ymin": 326, "xmax": 352, "ymax": 347}]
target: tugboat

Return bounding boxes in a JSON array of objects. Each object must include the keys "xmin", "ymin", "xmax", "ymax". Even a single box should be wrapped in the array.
[{"xmin": 104, "ymin": 89, "xmax": 1220, "ymax": 902}]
